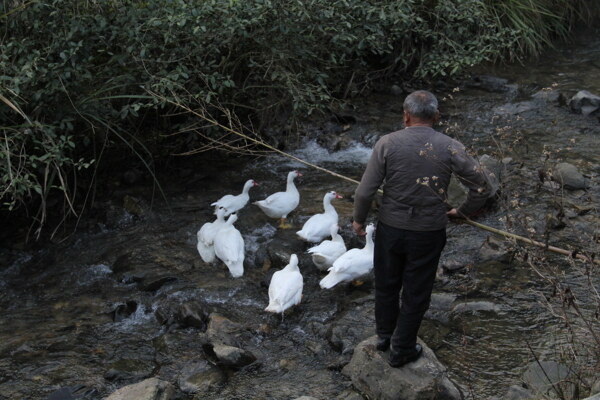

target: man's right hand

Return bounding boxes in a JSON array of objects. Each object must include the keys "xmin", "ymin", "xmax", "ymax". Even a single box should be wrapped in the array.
[
  {"xmin": 352, "ymin": 221, "xmax": 367, "ymax": 236},
  {"xmin": 446, "ymin": 208, "xmax": 463, "ymax": 218}
]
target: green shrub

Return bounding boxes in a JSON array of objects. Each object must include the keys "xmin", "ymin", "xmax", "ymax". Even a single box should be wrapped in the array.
[{"xmin": 1, "ymin": 0, "xmax": 598, "ymax": 236}]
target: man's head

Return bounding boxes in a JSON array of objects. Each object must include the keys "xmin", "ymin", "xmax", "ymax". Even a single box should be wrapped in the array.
[{"xmin": 403, "ymin": 90, "xmax": 439, "ymax": 127}]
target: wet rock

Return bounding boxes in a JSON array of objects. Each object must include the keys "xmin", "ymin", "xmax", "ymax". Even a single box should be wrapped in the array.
[
  {"xmin": 479, "ymin": 235, "xmax": 513, "ymax": 263},
  {"xmin": 293, "ymin": 397, "xmax": 320, "ymax": 400},
  {"xmin": 111, "ymin": 301, "xmax": 138, "ymax": 322},
  {"xmin": 440, "ymin": 258, "xmax": 468, "ymax": 275},
  {"xmin": 266, "ymin": 229, "xmax": 306, "ymax": 269},
  {"xmin": 568, "ymin": 90, "xmax": 600, "ymax": 116},
  {"xmin": 522, "ymin": 360, "xmax": 575, "ymax": 398},
  {"xmin": 425, "ymin": 293, "xmax": 457, "ymax": 323},
  {"xmin": 493, "ymin": 101, "xmax": 540, "ymax": 116},
  {"xmin": 335, "ymin": 389, "xmax": 366, "ymax": 400},
  {"xmin": 468, "ymin": 75, "xmax": 510, "ymax": 93},
  {"xmin": 390, "ymin": 85, "xmax": 404, "ymax": 96},
  {"xmin": 140, "ymin": 276, "xmax": 177, "ymax": 292},
  {"xmin": 591, "ymin": 379, "xmax": 600, "ymax": 396},
  {"xmin": 104, "ymin": 377, "xmax": 174, "ymax": 400},
  {"xmin": 531, "ymin": 89, "xmax": 566, "ymax": 106},
  {"xmin": 123, "ymin": 195, "xmax": 145, "ymax": 217},
  {"xmin": 213, "ymin": 344, "xmax": 257, "ymax": 368},
  {"xmin": 451, "ymin": 300, "xmax": 501, "ymax": 315},
  {"xmin": 104, "ymin": 358, "xmax": 155, "ymax": 382},
  {"xmin": 327, "ymin": 299, "xmax": 374, "ymax": 354},
  {"xmin": 174, "ymin": 302, "xmax": 209, "ymax": 330},
  {"xmin": 342, "ymin": 335, "xmax": 462, "ymax": 400},
  {"xmin": 177, "ymin": 360, "xmax": 226, "ymax": 395},
  {"xmin": 205, "ymin": 313, "xmax": 244, "ymax": 346},
  {"xmin": 44, "ymin": 385, "xmax": 97, "ymax": 400},
  {"xmin": 502, "ymin": 385, "xmax": 534, "ymax": 400},
  {"xmin": 552, "ymin": 162, "xmax": 587, "ymax": 190},
  {"xmin": 583, "ymin": 394, "xmax": 600, "ymax": 400}
]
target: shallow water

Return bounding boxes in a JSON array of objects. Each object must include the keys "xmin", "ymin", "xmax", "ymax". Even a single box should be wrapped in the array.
[{"xmin": 1, "ymin": 34, "xmax": 600, "ymax": 400}]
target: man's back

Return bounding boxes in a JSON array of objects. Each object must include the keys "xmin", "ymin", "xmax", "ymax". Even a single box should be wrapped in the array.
[{"xmin": 354, "ymin": 126, "xmax": 489, "ymax": 231}]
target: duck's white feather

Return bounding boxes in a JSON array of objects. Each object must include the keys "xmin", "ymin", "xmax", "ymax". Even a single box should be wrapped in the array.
[
  {"xmin": 265, "ymin": 254, "xmax": 303, "ymax": 313},
  {"xmin": 319, "ymin": 224, "xmax": 375, "ymax": 289}
]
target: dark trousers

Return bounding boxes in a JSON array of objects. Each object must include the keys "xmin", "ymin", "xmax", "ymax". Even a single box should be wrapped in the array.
[{"xmin": 374, "ymin": 221, "xmax": 446, "ymax": 353}]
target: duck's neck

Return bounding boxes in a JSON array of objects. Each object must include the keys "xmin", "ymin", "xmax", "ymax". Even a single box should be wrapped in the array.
[
  {"xmin": 242, "ymin": 183, "xmax": 252, "ymax": 195},
  {"xmin": 364, "ymin": 231, "xmax": 374, "ymax": 251},
  {"xmin": 286, "ymin": 176, "xmax": 298, "ymax": 193},
  {"xmin": 323, "ymin": 196, "xmax": 336, "ymax": 214}
]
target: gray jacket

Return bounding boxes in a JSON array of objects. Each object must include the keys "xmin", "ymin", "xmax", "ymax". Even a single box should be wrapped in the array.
[{"xmin": 353, "ymin": 126, "xmax": 491, "ymax": 231}]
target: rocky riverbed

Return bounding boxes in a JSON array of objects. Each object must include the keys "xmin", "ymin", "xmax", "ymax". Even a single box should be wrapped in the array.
[{"xmin": 1, "ymin": 34, "xmax": 600, "ymax": 400}]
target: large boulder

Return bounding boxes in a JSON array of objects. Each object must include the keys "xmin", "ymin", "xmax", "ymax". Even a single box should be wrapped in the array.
[
  {"xmin": 342, "ymin": 336, "xmax": 462, "ymax": 400},
  {"xmin": 552, "ymin": 163, "xmax": 587, "ymax": 190},
  {"xmin": 104, "ymin": 378, "xmax": 174, "ymax": 400},
  {"xmin": 568, "ymin": 90, "xmax": 600, "ymax": 116}
]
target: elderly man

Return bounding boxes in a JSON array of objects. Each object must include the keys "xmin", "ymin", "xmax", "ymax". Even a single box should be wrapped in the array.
[{"xmin": 352, "ymin": 90, "xmax": 490, "ymax": 368}]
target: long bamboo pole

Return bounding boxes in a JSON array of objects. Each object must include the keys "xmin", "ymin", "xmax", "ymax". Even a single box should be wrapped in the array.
[{"xmin": 155, "ymin": 92, "xmax": 599, "ymax": 266}]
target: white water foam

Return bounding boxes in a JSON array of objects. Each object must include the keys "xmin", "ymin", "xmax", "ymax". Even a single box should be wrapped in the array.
[{"xmin": 257, "ymin": 139, "xmax": 372, "ymax": 172}]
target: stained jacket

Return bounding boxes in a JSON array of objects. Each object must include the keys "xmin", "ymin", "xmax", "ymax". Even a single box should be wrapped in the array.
[{"xmin": 353, "ymin": 126, "xmax": 491, "ymax": 231}]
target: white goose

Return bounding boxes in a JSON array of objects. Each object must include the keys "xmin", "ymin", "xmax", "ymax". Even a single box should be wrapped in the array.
[
  {"xmin": 296, "ymin": 191, "xmax": 342, "ymax": 242},
  {"xmin": 197, "ymin": 206, "xmax": 227, "ymax": 263},
  {"xmin": 265, "ymin": 254, "xmax": 303, "ymax": 315},
  {"xmin": 319, "ymin": 223, "xmax": 375, "ymax": 289},
  {"xmin": 254, "ymin": 170, "xmax": 302, "ymax": 228},
  {"xmin": 211, "ymin": 179, "xmax": 258, "ymax": 216},
  {"xmin": 213, "ymin": 213, "xmax": 245, "ymax": 278},
  {"xmin": 307, "ymin": 223, "xmax": 347, "ymax": 271}
]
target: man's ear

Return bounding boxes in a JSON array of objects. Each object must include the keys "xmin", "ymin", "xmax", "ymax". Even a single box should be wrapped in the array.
[
  {"xmin": 433, "ymin": 111, "xmax": 441, "ymax": 124},
  {"xmin": 403, "ymin": 111, "xmax": 410, "ymax": 125}
]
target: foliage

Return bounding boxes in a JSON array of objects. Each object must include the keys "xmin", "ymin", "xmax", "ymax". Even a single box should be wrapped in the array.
[{"xmin": 1, "ymin": 0, "xmax": 598, "ymax": 237}]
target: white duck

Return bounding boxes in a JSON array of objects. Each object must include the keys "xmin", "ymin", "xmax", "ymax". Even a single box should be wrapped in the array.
[
  {"xmin": 296, "ymin": 191, "xmax": 342, "ymax": 242},
  {"xmin": 265, "ymin": 254, "xmax": 304, "ymax": 315},
  {"xmin": 254, "ymin": 170, "xmax": 302, "ymax": 228},
  {"xmin": 307, "ymin": 223, "xmax": 347, "ymax": 271},
  {"xmin": 211, "ymin": 179, "xmax": 258, "ymax": 216},
  {"xmin": 213, "ymin": 213, "xmax": 245, "ymax": 278},
  {"xmin": 196, "ymin": 206, "xmax": 228, "ymax": 263},
  {"xmin": 319, "ymin": 223, "xmax": 375, "ymax": 289}
]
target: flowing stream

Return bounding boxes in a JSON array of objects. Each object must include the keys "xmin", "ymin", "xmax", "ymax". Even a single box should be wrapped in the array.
[{"xmin": 1, "ymin": 34, "xmax": 599, "ymax": 399}]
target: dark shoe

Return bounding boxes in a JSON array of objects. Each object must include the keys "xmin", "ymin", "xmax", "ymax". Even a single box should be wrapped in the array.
[
  {"xmin": 389, "ymin": 344, "xmax": 423, "ymax": 368},
  {"xmin": 376, "ymin": 337, "xmax": 390, "ymax": 351}
]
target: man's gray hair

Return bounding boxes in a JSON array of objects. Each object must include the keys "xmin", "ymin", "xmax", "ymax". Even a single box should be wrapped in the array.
[{"xmin": 403, "ymin": 90, "xmax": 438, "ymax": 121}]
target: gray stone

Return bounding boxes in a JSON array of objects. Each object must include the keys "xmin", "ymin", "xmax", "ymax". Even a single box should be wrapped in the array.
[
  {"xmin": 177, "ymin": 360, "xmax": 226, "ymax": 395},
  {"xmin": 211, "ymin": 344, "xmax": 256, "ymax": 368},
  {"xmin": 335, "ymin": 389, "xmax": 366, "ymax": 400},
  {"xmin": 205, "ymin": 313, "xmax": 243, "ymax": 346},
  {"xmin": 293, "ymin": 397, "xmax": 320, "ymax": 400},
  {"xmin": 531, "ymin": 89, "xmax": 564, "ymax": 105},
  {"xmin": 591, "ymin": 378, "xmax": 600, "ymax": 396},
  {"xmin": 493, "ymin": 101, "xmax": 540, "ymax": 116},
  {"xmin": 568, "ymin": 90, "xmax": 600, "ymax": 116},
  {"xmin": 478, "ymin": 235, "xmax": 513, "ymax": 263},
  {"xmin": 502, "ymin": 385, "xmax": 534, "ymax": 400},
  {"xmin": 174, "ymin": 302, "xmax": 208, "ymax": 330},
  {"xmin": 552, "ymin": 162, "xmax": 587, "ymax": 190},
  {"xmin": 469, "ymin": 75, "xmax": 509, "ymax": 92},
  {"xmin": 522, "ymin": 360, "xmax": 575, "ymax": 398},
  {"xmin": 105, "ymin": 378, "xmax": 174, "ymax": 400},
  {"xmin": 342, "ymin": 336, "xmax": 462, "ymax": 400},
  {"xmin": 583, "ymin": 395, "xmax": 600, "ymax": 400},
  {"xmin": 451, "ymin": 301, "xmax": 501, "ymax": 315}
]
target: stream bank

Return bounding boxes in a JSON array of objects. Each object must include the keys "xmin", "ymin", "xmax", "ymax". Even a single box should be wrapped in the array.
[{"xmin": 1, "ymin": 33, "xmax": 600, "ymax": 400}]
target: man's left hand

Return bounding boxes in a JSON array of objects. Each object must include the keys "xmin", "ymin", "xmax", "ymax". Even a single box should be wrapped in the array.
[{"xmin": 352, "ymin": 221, "xmax": 366, "ymax": 236}]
